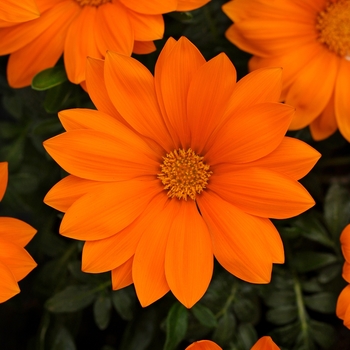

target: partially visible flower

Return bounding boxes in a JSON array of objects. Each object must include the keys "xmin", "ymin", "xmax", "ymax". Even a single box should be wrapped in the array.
[
  {"xmin": 223, "ymin": 0, "xmax": 350, "ymax": 141},
  {"xmin": 337, "ymin": 224, "xmax": 350, "ymax": 328},
  {"xmin": 186, "ymin": 336, "xmax": 279, "ymax": 350},
  {"xmin": 0, "ymin": 162, "xmax": 37, "ymax": 302},
  {"xmin": 0, "ymin": 0, "xmax": 39, "ymax": 26},
  {"xmin": 44, "ymin": 37, "xmax": 319, "ymax": 308},
  {"xmin": 0, "ymin": 0, "xmax": 209, "ymax": 87}
]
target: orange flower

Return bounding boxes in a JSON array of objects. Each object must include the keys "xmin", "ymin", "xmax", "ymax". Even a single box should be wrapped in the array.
[
  {"xmin": 0, "ymin": 0, "xmax": 39, "ymax": 26},
  {"xmin": 337, "ymin": 224, "xmax": 350, "ymax": 328},
  {"xmin": 43, "ymin": 37, "xmax": 319, "ymax": 308},
  {"xmin": 223, "ymin": 0, "xmax": 350, "ymax": 141},
  {"xmin": 0, "ymin": 162, "xmax": 37, "ymax": 303},
  {"xmin": 0, "ymin": 0, "xmax": 209, "ymax": 87},
  {"xmin": 186, "ymin": 336, "xmax": 279, "ymax": 350}
]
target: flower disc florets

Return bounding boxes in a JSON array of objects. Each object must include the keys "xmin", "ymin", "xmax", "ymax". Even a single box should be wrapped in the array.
[
  {"xmin": 158, "ymin": 148, "xmax": 212, "ymax": 201},
  {"xmin": 75, "ymin": 0, "xmax": 111, "ymax": 6},
  {"xmin": 316, "ymin": 0, "xmax": 350, "ymax": 57}
]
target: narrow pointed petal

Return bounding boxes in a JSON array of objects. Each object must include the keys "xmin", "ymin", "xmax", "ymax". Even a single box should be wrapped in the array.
[
  {"xmin": 0, "ymin": 162, "xmax": 8, "ymax": 201},
  {"xmin": 60, "ymin": 180, "xmax": 162, "ymax": 241},
  {"xmin": 246, "ymin": 137, "xmax": 320, "ymax": 181},
  {"xmin": 0, "ymin": 0, "xmax": 39, "ymax": 23},
  {"xmin": 111, "ymin": 257, "xmax": 133, "ymax": 290},
  {"xmin": 0, "ymin": 261, "xmax": 20, "ymax": 303},
  {"xmin": 205, "ymin": 103, "xmax": 294, "ymax": 165},
  {"xmin": 165, "ymin": 201, "xmax": 213, "ymax": 308},
  {"xmin": 336, "ymin": 285, "xmax": 350, "ymax": 326},
  {"xmin": 85, "ymin": 60, "xmax": 125, "ymax": 122},
  {"xmin": 0, "ymin": 239, "xmax": 36, "ymax": 281},
  {"xmin": 64, "ymin": 6, "xmax": 100, "ymax": 84},
  {"xmin": 210, "ymin": 168, "xmax": 314, "ymax": 219},
  {"xmin": 127, "ymin": 11, "xmax": 164, "ymax": 41},
  {"xmin": 82, "ymin": 193, "xmax": 167, "ymax": 273},
  {"xmin": 133, "ymin": 40, "xmax": 156, "ymax": 54},
  {"xmin": 197, "ymin": 191, "xmax": 274, "ymax": 283},
  {"xmin": 0, "ymin": 218, "xmax": 36, "ymax": 247},
  {"xmin": 133, "ymin": 196, "xmax": 176, "ymax": 307},
  {"xmin": 340, "ymin": 225, "xmax": 350, "ymax": 262},
  {"xmin": 104, "ymin": 51, "xmax": 172, "ymax": 151},
  {"xmin": 156, "ymin": 37, "xmax": 206, "ymax": 148},
  {"xmin": 95, "ymin": 2, "xmax": 133, "ymax": 57},
  {"xmin": 119, "ymin": 0, "xmax": 177, "ymax": 15},
  {"xmin": 343, "ymin": 262, "xmax": 350, "ymax": 284},
  {"xmin": 186, "ymin": 340, "xmax": 222, "ymax": 350},
  {"xmin": 43, "ymin": 129, "xmax": 159, "ymax": 182},
  {"xmin": 187, "ymin": 53, "xmax": 237, "ymax": 153},
  {"xmin": 335, "ymin": 60, "xmax": 350, "ymax": 142},
  {"xmin": 177, "ymin": 0, "xmax": 210, "ymax": 11},
  {"xmin": 251, "ymin": 336, "xmax": 280, "ymax": 350}
]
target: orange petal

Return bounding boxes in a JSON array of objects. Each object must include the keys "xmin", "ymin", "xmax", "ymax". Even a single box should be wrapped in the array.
[
  {"xmin": 197, "ymin": 191, "xmax": 277, "ymax": 283},
  {"xmin": 133, "ymin": 195, "xmax": 176, "ymax": 307},
  {"xmin": 340, "ymin": 224, "xmax": 350, "ymax": 262},
  {"xmin": 310, "ymin": 93, "xmax": 337, "ymax": 141},
  {"xmin": 6, "ymin": 1, "xmax": 78, "ymax": 88},
  {"xmin": 64, "ymin": 6, "xmax": 100, "ymax": 84},
  {"xmin": 177, "ymin": 0, "xmax": 210, "ymax": 11},
  {"xmin": 286, "ymin": 47, "xmax": 338, "ymax": 130},
  {"xmin": 210, "ymin": 167, "xmax": 315, "ymax": 219},
  {"xmin": 111, "ymin": 257, "xmax": 133, "ymax": 290},
  {"xmin": 0, "ymin": 0, "xmax": 39, "ymax": 23},
  {"xmin": 186, "ymin": 340, "xmax": 222, "ymax": 350},
  {"xmin": 251, "ymin": 336, "xmax": 280, "ymax": 350},
  {"xmin": 246, "ymin": 137, "xmax": 320, "ymax": 181},
  {"xmin": 95, "ymin": 2, "xmax": 133, "ymax": 57},
  {"xmin": 126, "ymin": 10, "xmax": 164, "ymax": 41},
  {"xmin": 44, "ymin": 175, "xmax": 105, "ymax": 212},
  {"xmin": 165, "ymin": 200, "xmax": 213, "ymax": 308},
  {"xmin": 133, "ymin": 40, "xmax": 156, "ymax": 54},
  {"xmin": 0, "ymin": 162, "xmax": 8, "ymax": 201},
  {"xmin": 85, "ymin": 59, "xmax": 125, "ymax": 122},
  {"xmin": 43, "ymin": 129, "xmax": 159, "ymax": 182},
  {"xmin": 343, "ymin": 262, "xmax": 350, "ymax": 284},
  {"xmin": 104, "ymin": 51, "xmax": 172, "ymax": 152},
  {"xmin": 0, "ymin": 260, "xmax": 20, "ymax": 303},
  {"xmin": 0, "ymin": 217, "xmax": 36, "ymax": 247},
  {"xmin": 119, "ymin": 0, "xmax": 177, "ymax": 14},
  {"xmin": 336, "ymin": 284, "xmax": 350, "ymax": 323},
  {"xmin": 205, "ymin": 103, "xmax": 294, "ymax": 165},
  {"xmin": 60, "ymin": 180, "xmax": 162, "ymax": 241},
  {"xmin": 0, "ymin": 238, "xmax": 36, "ymax": 281},
  {"xmin": 82, "ymin": 193, "xmax": 167, "ymax": 273},
  {"xmin": 155, "ymin": 36, "xmax": 206, "ymax": 149},
  {"xmin": 187, "ymin": 53, "xmax": 237, "ymax": 154},
  {"xmin": 335, "ymin": 60, "xmax": 350, "ymax": 142}
]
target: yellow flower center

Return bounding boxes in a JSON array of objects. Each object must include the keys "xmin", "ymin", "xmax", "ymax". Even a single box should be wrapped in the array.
[
  {"xmin": 158, "ymin": 148, "xmax": 212, "ymax": 201},
  {"xmin": 75, "ymin": 0, "xmax": 111, "ymax": 6},
  {"xmin": 316, "ymin": 0, "xmax": 350, "ymax": 58}
]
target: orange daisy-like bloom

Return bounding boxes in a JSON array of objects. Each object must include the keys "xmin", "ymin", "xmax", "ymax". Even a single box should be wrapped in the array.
[
  {"xmin": 336, "ymin": 224, "xmax": 350, "ymax": 328},
  {"xmin": 223, "ymin": 0, "xmax": 350, "ymax": 141},
  {"xmin": 186, "ymin": 336, "xmax": 279, "ymax": 350},
  {"xmin": 0, "ymin": 0, "xmax": 209, "ymax": 88},
  {"xmin": 0, "ymin": 0, "xmax": 39, "ymax": 25},
  {"xmin": 0, "ymin": 162, "xmax": 37, "ymax": 303},
  {"xmin": 43, "ymin": 37, "xmax": 319, "ymax": 308}
]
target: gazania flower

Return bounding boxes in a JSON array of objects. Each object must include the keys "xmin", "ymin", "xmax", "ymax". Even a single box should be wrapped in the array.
[
  {"xmin": 0, "ymin": 0, "xmax": 39, "ymax": 25},
  {"xmin": 337, "ymin": 224, "xmax": 350, "ymax": 328},
  {"xmin": 43, "ymin": 37, "xmax": 319, "ymax": 308},
  {"xmin": 186, "ymin": 336, "xmax": 279, "ymax": 350},
  {"xmin": 0, "ymin": 162, "xmax": 37, "ymax": 303},
  {"xmin": 0, "ymin": 0, "xmax": 209, "ymax": 88},
  {"xmin": 223, "ymin": 0, "xmax": 350, "ymax": 141}
]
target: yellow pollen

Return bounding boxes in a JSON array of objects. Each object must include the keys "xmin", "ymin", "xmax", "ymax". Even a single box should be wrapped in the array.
[
  {"xmin": 316, "ymin": 0, "xmax": 350, "ymax": 57},
  {"xmin": 158, "ymin": 148, "xmax": 212, "ymax": 201},
  {"xmin": 75, "ymin": 0, "xmax": 111, "ymax": 6}
]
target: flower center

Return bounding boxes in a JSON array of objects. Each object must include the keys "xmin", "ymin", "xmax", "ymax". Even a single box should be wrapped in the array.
[
  {"xmin": 158, "ymin": 148, "xmax": 212, "ymax": 201},
  {"xmin": 75, "ymin": 0, "xmax": 111, "ymax": 6},
  {"xmin": 316, "ymin": 0, "xmax": 350, "ymax": 57}
]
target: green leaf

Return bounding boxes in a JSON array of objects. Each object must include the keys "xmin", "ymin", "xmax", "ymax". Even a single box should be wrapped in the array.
[
  {"xmin": 266, "ymin": 305, "xmax": 298, "ymax": 325},
  {"xmin": 32, "ymin": 66, "xmax": 67, "ymax": 91},
  {"xmin": 45, "ymin": 285, "xmax": 96, "ymax": 313},
  {"xmin": 265, "ymin": 290, "xmax": 295, "ymax": 308},
  {"xmin": 304, "ymin": 292, "xmax": 337, "ymax": 314},
  {"xmin": 324, "ymin": 182, "xmax": 350, "ymax": 239},
  {"xmin": 212, "ymin": 312, "xmax": 236, "ymax": 346},
  {"xmin": 236, "ymin": 323, "xmax": 257, "ymax": 349},
  {"xmin": 168, "ymin": 11, "xmax": 193, "ymax": 23},
  {"xmin": 317, "ymin": 263, "xmax": 342, "ymax": 284},
  {"xmin": 233, "ymin": 297, "xmax": 258, "ymax": 322},
  {"xmin": 111, "ymin": 288, "xmax": 135, "ymax": 321},
  {"xmin": 43, "ymin": 81, "xmax": 72, "ymax": 113},
  {"xmin": 163, "ymin": 303, "xmax": 188, "ymax": 350},
  {"xmin": 309, "ymin": 320, "xmax": 336, "ymax": 349},
  {"xmin": 51, "ymin": 327, "xmax": 76, "ymax": 350},
  {"xmin": 291, "ymin": 252, "xmax": 338, "ymax": 273},
  {"xmin": 191, "ymin": 303, "xmax": 217, "ymax": 328},
  {"xmin": 93, "ymin": 294, "xmax": 112, "ymax": 330}
]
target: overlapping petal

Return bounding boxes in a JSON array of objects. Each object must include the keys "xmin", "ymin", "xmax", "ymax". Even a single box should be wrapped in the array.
[
  {"xmin": 251, "ymin": 336, "xmax": 280, "ymax": 350},
  {"xmin": 186, "ymin": 340, "xmax": 222, "ymax": 350},
  {"xmin": 0, "ymin": 0, "xmax": 39, "ymax": 24},
  {"xmin": 0, "ymin": 162, "xmax": 8, "ymax": 201}
]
